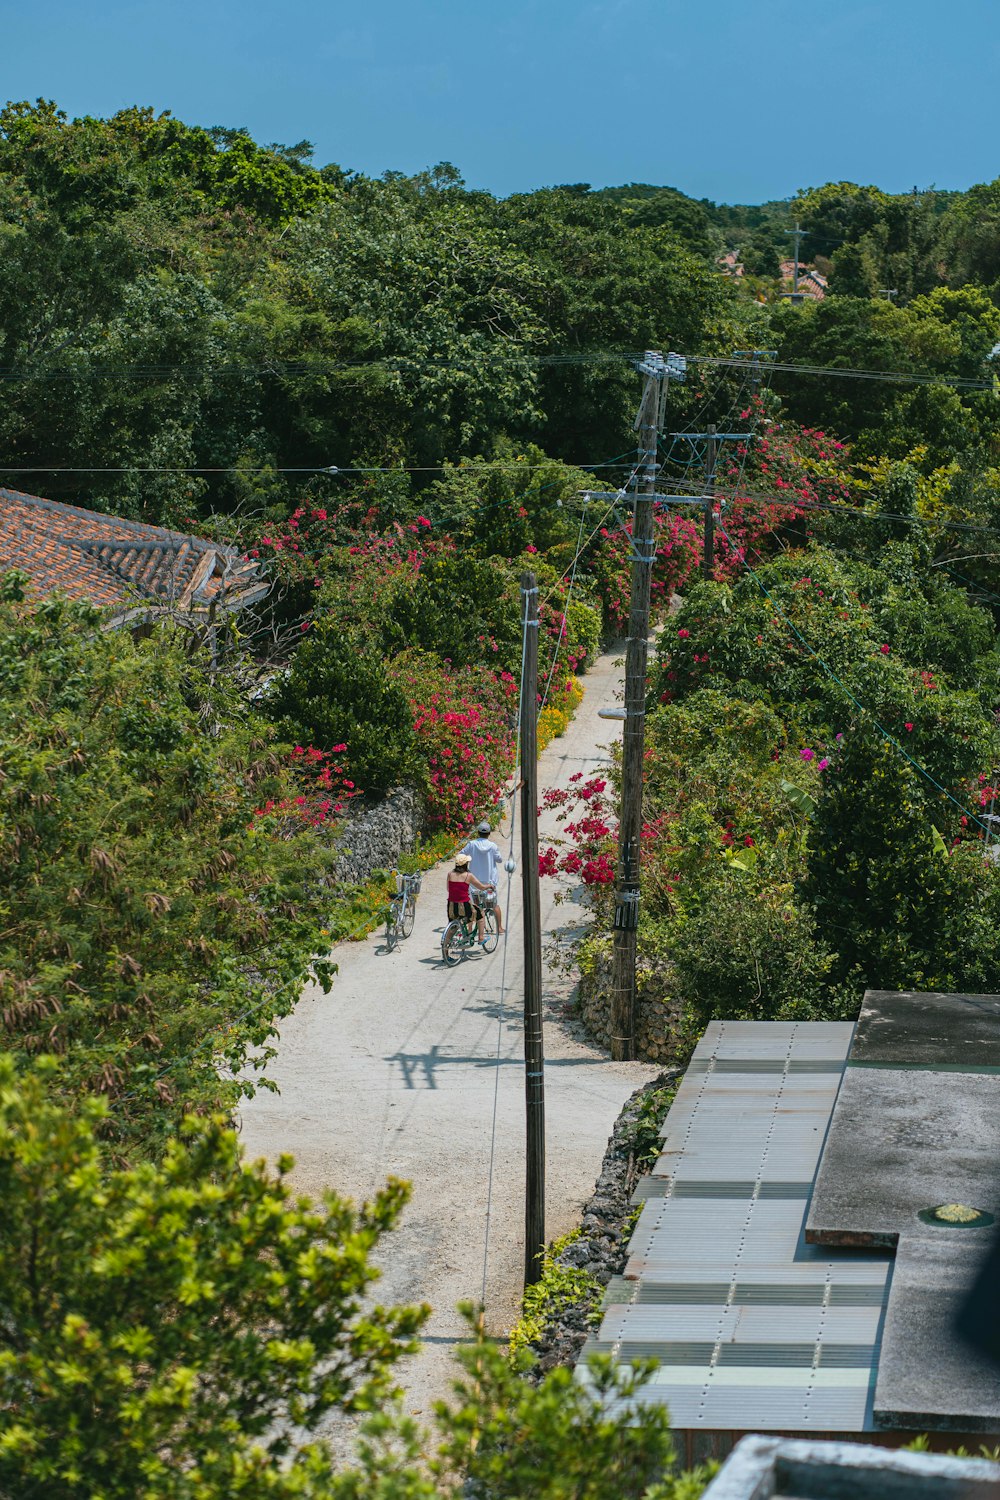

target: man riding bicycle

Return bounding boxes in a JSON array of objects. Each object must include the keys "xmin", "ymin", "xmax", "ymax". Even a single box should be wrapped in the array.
[{"xmin": 461, "ymin": 821, "xmax": 505, "ymax": 936}]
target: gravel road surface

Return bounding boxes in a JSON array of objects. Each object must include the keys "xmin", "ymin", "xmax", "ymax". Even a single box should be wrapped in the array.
[{"xmin": 239, "ymin": 646, "xmax": 658, "ymax": 1421}]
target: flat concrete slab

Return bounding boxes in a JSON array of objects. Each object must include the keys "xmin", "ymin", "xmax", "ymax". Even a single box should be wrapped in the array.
[
  {"xmin": 805, "ymin": 1067, "xmax": 1000, "ymax": 1249},
  {"xmin": 875, "ymin": 1230, "xmax": 1000, "ymax": 1433},
  {"xmin": 804, "ymin": 990, "xmax": 1000, "ymax": 1433},
  {"xmin": 702, "ymin": 1435, "xmax": 1000, "ymax": 1500},
  {"xmin": 852, "ymin": 990, "xmax": 1000, "ymax": 1069}
]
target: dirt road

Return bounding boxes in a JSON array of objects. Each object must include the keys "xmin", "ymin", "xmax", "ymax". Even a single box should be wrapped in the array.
[{"xmin": 239, "ymin": 646, "xmax": 658, "ymax": 1417}]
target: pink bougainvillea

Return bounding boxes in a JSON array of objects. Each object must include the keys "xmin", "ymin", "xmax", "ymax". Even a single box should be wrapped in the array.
[
  {"xmin": 540, "ymin": 775, "xmax": 619, "ymax": 893},
  {"xmin": 393, "ymin": 655, "xmax": 518, "ymax": 831}
]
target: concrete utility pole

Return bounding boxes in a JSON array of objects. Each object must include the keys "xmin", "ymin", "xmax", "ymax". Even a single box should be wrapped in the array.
[
  {"xmin": 702, "ymin": 424, "xmax": 718, "ymax": 580},
  {"xmin": 519, "ymin": 571, "xmax": 545, "ymax": 1287},
  {"xmin": 733, "ymin": 349, "xmax": 778, "ymax": 399},
  {"xmin": 789, "ymin": 222, "xmax": 806, "ymax": 298},
  {"xmin": 609, "ymin": 352, "xmax": 670, "ymax": 1061}
]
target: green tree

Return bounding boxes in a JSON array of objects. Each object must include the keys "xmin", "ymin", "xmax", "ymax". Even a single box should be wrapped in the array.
[
  {"xmin": 495, "ymin": 188, "xmax": 732, "ymax": 461},
  {"xmin": 0, "ymin": 1062, "xmax": 712, "ymax": 1500},
  {"xmin": 0, "ymin": 1059, "xmax": 426, "ymax": 1499},
  {"xmin": 941, "ymin": 176, "xmax": 1000, "ymax": 289},
  {"xmin": 594, "ymin": 183, "xmax": 718, "ymax": 257},
  {"xmin": 793, "ymin": 182, "xmax": 892, "ymax": 259},
  {"xmin": 0, "ymin": 582, "xmax": 335, "ymax": 1154},
  {"xmin": 802, "ymin": 727, "xmax": 1000, "ymax": 991}
]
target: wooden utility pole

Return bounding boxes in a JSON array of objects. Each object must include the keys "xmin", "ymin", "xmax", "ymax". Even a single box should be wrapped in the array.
[
  {"xmin": 702, "ymin": 424, "xmax": 718, "ymax": 580},
  {"xmin": 519, "ymin": 570, "xmax": 545, "ymax": 1287},
  {"xmin": 610, "ymin": 353, "xmax": 667, "ymax": 1062}
]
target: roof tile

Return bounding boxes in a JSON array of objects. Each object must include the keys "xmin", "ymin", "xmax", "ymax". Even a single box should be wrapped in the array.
[{"xmin": 0, "ymin": 488, "xmax": 264, "ymax": 616}]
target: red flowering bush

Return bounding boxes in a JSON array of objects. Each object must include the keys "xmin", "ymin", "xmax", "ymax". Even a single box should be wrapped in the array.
[
  {"xmin": 539, "ymin": 774, "xmax": 618, "ymax": 903},
  {"xmin": 391, "ymin": 651, "xmax": 517, "ymax": 831},
  {"xmin": 714, "ymin": 402, "xmax": 854, "ymax": 561},
  {"xmin": 252, "ymin": 744, "xmax": 362, "ymax": 832},
  {"xmin": 588, "ymin": 507, "xmax": 702, "ymax": 635}
]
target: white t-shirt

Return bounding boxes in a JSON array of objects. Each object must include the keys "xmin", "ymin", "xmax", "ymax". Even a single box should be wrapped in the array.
[{"xmin": 463, "ymin": 837, "xmax": 502, "ymax": 888}]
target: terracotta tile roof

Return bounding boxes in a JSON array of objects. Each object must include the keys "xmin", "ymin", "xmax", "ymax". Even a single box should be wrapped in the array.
[
  {"xmin": 0, "ymin": 489, "xmax": 266, "ymax": 618},
  {"xmin": 778, "ymin": 261, "xmax": 827, "ymax": 300}
]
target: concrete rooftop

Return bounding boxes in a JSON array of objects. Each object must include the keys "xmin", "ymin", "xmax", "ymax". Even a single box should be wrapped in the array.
[
  {"xmin": 805, "ymin": 990, "xmax": 1000, "ymax": 1433},
  {"xmin": 586, "ymin": 996, "xmax": 1000, "ymax": 1453}
]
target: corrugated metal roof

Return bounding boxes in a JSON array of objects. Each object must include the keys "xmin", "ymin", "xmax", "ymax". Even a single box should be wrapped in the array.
[{"xmin": 583, "ymin": 1021, "xmax": 892, "ymax": 1433}]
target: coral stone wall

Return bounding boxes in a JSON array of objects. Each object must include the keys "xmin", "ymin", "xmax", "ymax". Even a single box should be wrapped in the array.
[
  {"xmin": 331, "ymin": 786, "xmax": 424, "ymax": 885},
  {"xmin": 577, "ymin": 938, "xmax": 684, "ymax": 1065}
]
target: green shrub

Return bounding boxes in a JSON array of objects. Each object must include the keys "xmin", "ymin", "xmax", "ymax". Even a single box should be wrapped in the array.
[
  {"xmin": 803, "ymin": 724, "xmax": 1000, "ymax": 991},
  {"xmin": 507, "ymin": 1230, "xmax": 604, "ymax": 1362},
  {"xmin": 0, "ymin": 587, "xmax": 334, "ymax": 1155},
  {"xmin": 669, "ymin": 875, "xmax": 839, "ymax": 1039},
  {"xmin": 268, "ymin": 625, "xmax": 417, "ymax": 796}
]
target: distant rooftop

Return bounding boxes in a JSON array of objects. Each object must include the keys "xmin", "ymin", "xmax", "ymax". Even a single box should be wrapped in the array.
[{"xmin": 0, "ymin": 488, "xmax": 267, "ymax": 622}]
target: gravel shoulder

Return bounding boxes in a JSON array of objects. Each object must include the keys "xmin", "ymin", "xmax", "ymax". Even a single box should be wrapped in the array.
[{"xmin": 239, "ymin": 646, "xmax": 658, "ymax": 1420}]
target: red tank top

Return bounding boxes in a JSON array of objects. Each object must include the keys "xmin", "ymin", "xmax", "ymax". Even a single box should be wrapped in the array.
[{"xmin": 448, "ymin": 876, "xmax": 471, "ymax": 903}]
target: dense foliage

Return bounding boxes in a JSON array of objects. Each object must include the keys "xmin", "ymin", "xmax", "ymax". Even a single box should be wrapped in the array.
[
  {"xmin": 6, "ymin": 93, "xmax": 1000, "ymax": 1495},
  {"xmin": 0, "ymin": 1060, "xmax": 424, "ymax": 1497},
  {"xmin": 0, "ymin": 576, "xmax": 336, "ymax": 1156},
  {"xmin": 551, "ymin": 453, "xmax": 1000, "ymax": 1055},
  {"xmin": 0, "ymin": 1062, "xmax": 711, "ymax": 1499}
]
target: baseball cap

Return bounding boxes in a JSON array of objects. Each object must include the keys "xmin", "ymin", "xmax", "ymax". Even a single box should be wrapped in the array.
[{"xmin": 477, "ymin": 821, "xmax": 491, "ymax": 835}]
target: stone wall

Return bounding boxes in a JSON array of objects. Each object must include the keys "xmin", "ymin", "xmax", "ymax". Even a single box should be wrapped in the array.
[
  {"xmin": 331, "ymin": 786, "xmax": 424, "ymax": 885},
  {"xmin": 577, "ymin": 937, "xmax": 684, "ymax": 1065},
  {"xmin": 522, "ymin": 1070, "xmax": 681, "ymax": 1377}
]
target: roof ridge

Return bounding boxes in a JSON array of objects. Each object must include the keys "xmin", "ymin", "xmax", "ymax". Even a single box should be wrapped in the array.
[{"xmin": 0, "ymin": 488, "xmax": 237, "ymax": 557}]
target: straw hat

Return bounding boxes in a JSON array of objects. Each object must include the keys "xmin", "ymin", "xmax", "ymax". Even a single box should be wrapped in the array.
[{"xmin": 454, "ymin": 852, "xmax": 471, "ymax": 869}]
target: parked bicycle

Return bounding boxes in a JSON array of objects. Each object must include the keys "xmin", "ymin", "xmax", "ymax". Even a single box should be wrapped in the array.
[
  {"xmin": 441, "ymin": 888, "xmax": 499, "ymax": 965},
  {"xmin": 385, "ymin": 870, "xmax": 421, "ymax": 952}
]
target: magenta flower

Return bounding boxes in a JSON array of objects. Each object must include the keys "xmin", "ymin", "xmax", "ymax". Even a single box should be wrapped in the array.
[
  {"xmin": 677, "ymin": 628, "xmax": 690, "ymax": 639},
  {"xmin": 818, "ymin": 758, "xmax": 829, "ymax": 771},
  {"xmin": 880, "ymin": 643, "xmax": 890, "ymax": 654},
  {"xmin": 800, "ymin": 748, "xmax": 815, "ymax": 761}
]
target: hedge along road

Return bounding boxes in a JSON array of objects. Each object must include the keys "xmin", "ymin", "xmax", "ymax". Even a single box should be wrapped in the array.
[{"xmin": 239, "ymin": 644, "xmax": 658, "ymax": 1422}]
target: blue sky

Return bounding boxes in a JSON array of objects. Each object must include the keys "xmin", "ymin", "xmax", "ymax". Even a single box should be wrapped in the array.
[{"xmin": 4, "ymin": 0, "xmax": 998, "ymax": 203}]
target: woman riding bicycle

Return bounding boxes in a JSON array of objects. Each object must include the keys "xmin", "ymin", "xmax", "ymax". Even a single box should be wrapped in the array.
[{"xmin": 447, "ymin": 852, "xmax": 494, "ymax": 946}]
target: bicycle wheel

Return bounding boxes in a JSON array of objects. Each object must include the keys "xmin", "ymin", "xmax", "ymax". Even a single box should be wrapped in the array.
[
  {"xmin": 400, "ymin": 894, "xmax": 416, "ymax": 939},
  {"xmin": 441, "ymin": 919, "xmax": 463, "ymax": 966},
  {"xmin": 385, "ymin": 900, "xmax": 400, "ymax": 952},
  {"xmin": 481, "ymin": 910, "xmax": 500, "ymax": 953}
]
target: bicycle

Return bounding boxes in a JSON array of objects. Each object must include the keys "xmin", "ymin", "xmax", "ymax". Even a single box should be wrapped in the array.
[
  {"xmin": 441, "ymin": 889, "xmax": 499, "ymax": 965},
  {"xmin": 385, "ymin": 870, "xmax": 421, "ymax": 952}
]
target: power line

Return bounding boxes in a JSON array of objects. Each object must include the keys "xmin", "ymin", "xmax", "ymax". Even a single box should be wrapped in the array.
[
  {"xmin": 687, "ymin": 353, "xmax": 993, "ymax": 392},
  {"xmin": 479, "ymin": 589, "xmax": 531, "ymax": 1313},
  {"xmin": 0, "ymin": 350, "xmax": 990, "ymax": 390},
  {"xmin": 0, "ymin": 455, "xmax": 640, "ymax": 477},
  {"xmin": 656, "ymin": 479, "xmax": 1000, "ymax": 540},
  {"xmin": 538, "ymin": 493, "xmax": 590, "ymax": 716}
]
